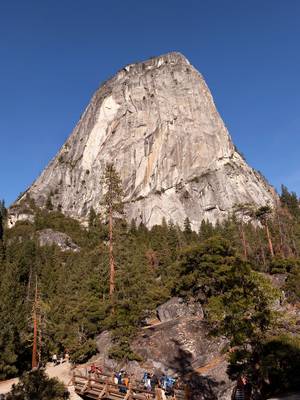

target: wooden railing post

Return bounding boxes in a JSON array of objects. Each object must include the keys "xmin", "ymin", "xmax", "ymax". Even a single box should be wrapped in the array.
[{"xmin": 80, "ymin": 375, "xmax": 90, "ymax": 395}]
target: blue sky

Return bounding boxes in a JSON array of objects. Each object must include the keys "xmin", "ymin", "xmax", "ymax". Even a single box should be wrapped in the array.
[{"xmin": 1, "ymin": 0, "xmax": 300, "ymax": 206}]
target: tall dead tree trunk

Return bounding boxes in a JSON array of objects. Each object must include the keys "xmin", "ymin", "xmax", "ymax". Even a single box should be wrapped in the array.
[
  {"xmin": 26, "ymin": 266, "xmax": 32, "ymax": 302},
  {"xmin": 32, "ymin": 277, "xmax": 38, "ymax": 369},
  {"xmin": 265, "ymin": 223, "xmax": 274, "ymax": 258},
  {"xmin": 239, "ymin": 223, "xmax": 248, "ymax": 260},
  {"xmin": 255, "ymin": 206, "xmax": 274, "ymax": 259},
  {"xmin": 275, "ymin": 209, "xmax": 285, "ymax": 257},
  {"xmin": 254, "ymin": 225, "xmax": 266, "ymax": 267},
  {"xmin": 109, "ymin": 205, "xmax": 115, "ymax": 297}
]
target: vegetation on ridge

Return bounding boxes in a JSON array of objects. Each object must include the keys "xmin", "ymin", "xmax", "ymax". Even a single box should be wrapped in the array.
[{"xmin": 0, "ymin": 178, "xmax": 300, "ymax": 397}]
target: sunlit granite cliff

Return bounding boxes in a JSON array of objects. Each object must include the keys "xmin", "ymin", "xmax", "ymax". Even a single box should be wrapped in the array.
[{"xmin": 9, "ymin": 52, "xmax": 275, "ymax": 229}]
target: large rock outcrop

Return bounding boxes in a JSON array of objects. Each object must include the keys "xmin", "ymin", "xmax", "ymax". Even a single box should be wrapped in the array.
[
  {"xmin": 9, "ymin": 52, "xmax": 275, "ymax": 229},
  {"xmin": 89, "ymin": 297, "xmax": 233, "ymax": 399},
  {"xmin": 156, "ymin": 297, "xmax": 204, "ymax": 322},
  {"xmin": 37, "ymin": 229, "xmax": 80, "ymax": 252}
]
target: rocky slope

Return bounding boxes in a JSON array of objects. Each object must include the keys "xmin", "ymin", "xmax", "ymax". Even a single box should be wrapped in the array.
[
  {"xmin": 90, "ymin": 297, "xmax": 233, "ymax": 400},
  {"xmin": 9, "ymin": 52, "xmax": 275, "ymax": 229},
  {"xmin": 82, "ymin": 296, "xmax": 300, "ymax": 400}
]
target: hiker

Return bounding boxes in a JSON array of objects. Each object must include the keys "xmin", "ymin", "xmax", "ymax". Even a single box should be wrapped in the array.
[
  {"xmin": 117, "ymin": 371, "xmax": 122, "ymax": 385},
  {"xmin": 95, "ymin": 365, "xmax": 102, "ymax": 375},
  {"xmin": 113, "ymin": 373, "xmax": 119, "ymax": 385},
  {"xmin": 52, "ymin": 353, "xmax": 58, "ymax": 366},
  {"xmin": 124, "ymin": 373, "xmax": 129, "ymax": 389},
  {"xmin": 146, "ymin": 373, "xmax": 152, "ymax": 391},
  {"xmin": 118, "ymin": 371, "xmax": 127, "ymax": 393},
  {"xmin": 121, "ymin": 375, "xmax": 128, "ymax": 393},
  {"xmin": 231, "ymin": 375, "xmax": 251, "ymax": 400},
  {"xmin": 165, "ymin": 376, "xmax": 176, "ymax": 396},
  {"xmin": 142, "ymin": 372, "xmax": 150, "ymax": 390},
  {"xmin": 160, "ymin": 375, "xmax": 167, "ymax": 391},
  {"xmin": 151, "ymin": 373, "xmax": 159, "ymax": 391},
  {"xmin": 88, "ymin": 363, "xmax": 97, "ymax": 374},
  {"xmin": 88, "ymin": 363, "xmax": 101, "ymax": 377},
  {"xmin": 64, "ymin": 351, "xmax": 70, "ymax": 362}
]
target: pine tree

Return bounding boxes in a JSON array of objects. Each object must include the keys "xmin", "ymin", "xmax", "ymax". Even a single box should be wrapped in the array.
[
  {"xmin": 233, "ymin": 204, "xmax": 253, "ymax": 260},
  {"xmin": 207, "ymin": 261, "xmax": 278, "ymax": 395},
  {"xmin": 88, "ymin": 207, "xmax": 97, "ymax": 229},
  {"xmin": 101, "ymin": 163, "xmax": 124, "ymax": 299},
  {"xmin": 0, "ymin": 200, "xmax": 5, "ymax": 242},
  {"xmin": 198, "ymin": 219, "xmax": 214, "ymax": 241},
  {"xmin": 183, "ymin": 217, "xmax": 192, "ymax": 236},
  {"xmin": 0, "ymin": 200, "xmax": 5, "ymax": 260},
  {"xmin": 173, "ymin": 236, "xmax": 236, "ymax": 298},
  {"xmin": 31, "ymin": 276, "xmax": 41, "ymax": 369},
  {"xmin": 45, "ymin": 195, "xmax": 53, "ymax": 211},
  {"xmin": 280, "ymin": 185, "xmax": 300, "ymax": 219}
]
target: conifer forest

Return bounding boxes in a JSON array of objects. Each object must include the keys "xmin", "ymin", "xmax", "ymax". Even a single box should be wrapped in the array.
[{"xmin": 0, "ymin": 176, "xmax": 300, "ymax": 398}]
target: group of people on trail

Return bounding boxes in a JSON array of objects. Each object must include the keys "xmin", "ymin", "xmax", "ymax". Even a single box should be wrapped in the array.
[
  {"xmin": 142, "ymin": 372, "xmax": 177, "ymax": 395},
  {"xmin": 110, "ymin": 370, "xmax": 178, "ymax": 397},
  {"xmin": 114, "ymin": 370, "xmax": 130, "ymax": 393},
  {"xmin": 82, "ymin": 365, "xmax": 254, "ymax": 400}
]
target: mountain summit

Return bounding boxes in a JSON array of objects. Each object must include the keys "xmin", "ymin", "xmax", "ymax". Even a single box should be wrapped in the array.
[{"xmin": 10, "ymin": 52, "xmax": 275, "ymax": 229}]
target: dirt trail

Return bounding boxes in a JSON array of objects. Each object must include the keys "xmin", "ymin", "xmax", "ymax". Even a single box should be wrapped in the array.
[
  {"xmin": 0, "ymin": 378, "xmax": 18, "ymax": 395},
  {"xmin": 0, "ymin": 362, "xmax": 81, "ymax": 399}
]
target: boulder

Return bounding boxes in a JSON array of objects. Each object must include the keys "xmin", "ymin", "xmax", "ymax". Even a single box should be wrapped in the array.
[
  {"xmin": 132, "ymin": 318, "xmax": 232, "ymax": 399},
  {"xmin": 91, "ymin": 301, "xmax": 232, "ymax": 398},
  {"xmin": 37, "ymin": 229, "xmax": 80, "ymax": 252},
  {"xmin": 95, "ymin": 330, "xmax": 113, "ymax": 358},
  {"xmin": 157, "ymin": 297, "xmax": 204, "ymax": 322}
]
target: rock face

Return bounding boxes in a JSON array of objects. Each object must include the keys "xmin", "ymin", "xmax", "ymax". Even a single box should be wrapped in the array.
[
  {"xmin": 132, "ymin": 318, "xmax": 233, "ymax": 400},
  {"xmin": 132, "ymin": 318, "xmax": 227, "ymax": 376},
  {"xmin": 92, "ymin": 298, "xmax": 232, "ymax": 399},
  {"xmin": 156, "ymin": 297, "xmax": 204, "ymax": 322},
  {"xmin": 37, "ymin": 229, "xmax": 80, "ymax": 252},
  {"xmin": 11, "ymin": 52, "xmax": 275, "ymax": 229},
  {"xmin": 8, "ymin": 202, "xmax": 35, "ymax": 228}
]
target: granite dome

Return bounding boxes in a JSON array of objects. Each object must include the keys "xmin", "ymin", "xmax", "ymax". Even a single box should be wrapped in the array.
[{"xmin": 9, "ymin": 52, "xmax": 275, "ymax": 229}]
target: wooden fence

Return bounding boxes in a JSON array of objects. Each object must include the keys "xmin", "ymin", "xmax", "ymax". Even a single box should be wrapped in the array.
[{"xmin": 73, "ymin": 370, "xmax": 187, "ymax": 400}]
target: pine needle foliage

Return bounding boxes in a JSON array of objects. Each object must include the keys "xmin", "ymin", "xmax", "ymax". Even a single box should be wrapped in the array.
[
  {"xmin": 101, "ymin": 163, "xmax": 124, "ymax": 220},
  {"xmin": 0, "ymin": 184, "xmax": 299, "ymax": 391}
]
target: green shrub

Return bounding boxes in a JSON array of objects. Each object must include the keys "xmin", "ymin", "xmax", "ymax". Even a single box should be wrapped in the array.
[
  {"xmin": 69, "ymin": 339, "xmax": 97, "ymax": 364},
  {"xmin": 6, "ymin": 369, "xmax": 69, "ymax": 400}
]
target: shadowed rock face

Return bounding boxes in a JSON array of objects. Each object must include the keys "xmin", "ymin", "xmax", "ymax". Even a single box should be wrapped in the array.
[
  {"xmin": 93, "ymin": 298, "xmax": 233, "ymax": 399},
  {"xmin": 132, "ymin": 318, "xmax": 233, "ymax": 399},
  {"xmin": 11, "ymin": 52, "xmax": 275, "ymax": 229},
  {"xmin": 132, "ymin": 318, "xmax": 225, "ymax": 373}
]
